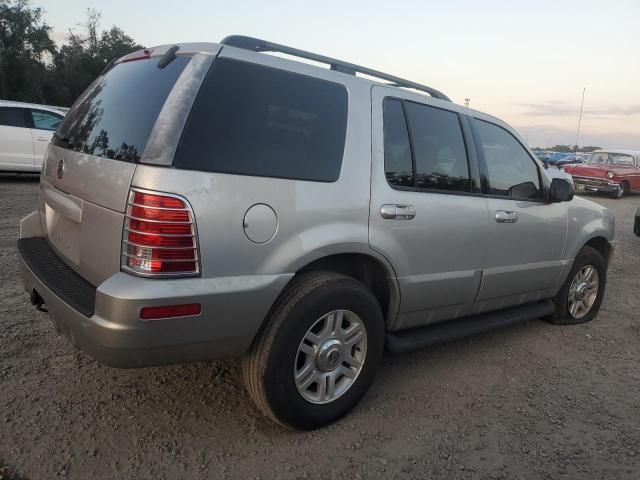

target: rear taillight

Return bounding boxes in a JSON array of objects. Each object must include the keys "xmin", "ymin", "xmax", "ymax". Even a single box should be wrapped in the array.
[{"xmin": 122, "ymin": 188, "xmax": 200, "ymax": 277}]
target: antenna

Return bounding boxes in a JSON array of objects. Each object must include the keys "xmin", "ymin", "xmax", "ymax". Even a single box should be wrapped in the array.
[{"xmin": 575, "ymin": 87, "xmax": 586, "ymax": 154}]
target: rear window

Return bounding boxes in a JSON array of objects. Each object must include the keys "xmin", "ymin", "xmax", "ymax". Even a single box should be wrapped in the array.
[
  {"xmin": 54, "ymin": 56, "xmax": 190, "ymax": 162},
  {"xmin": 173, "ymin": 58, "xmax": 348, "ymax": 182}
]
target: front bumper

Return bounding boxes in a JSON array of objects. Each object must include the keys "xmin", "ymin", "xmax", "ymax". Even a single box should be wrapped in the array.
[
  {"xmin": 18, "ymin": 216, "xmax": 291, "ymax": 368},
  {"xmin": 572, "ymin": 176, "xmax": 619, "ymax": 193}
]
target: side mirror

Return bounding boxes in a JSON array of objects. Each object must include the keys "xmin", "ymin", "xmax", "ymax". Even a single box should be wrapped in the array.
[
  {"xmin": 509, "ymin": 181, "xmax": 538, "ymax": 198},
  {"xmin": 635, "ymin": 208, "xmax": 640, "ymax": 237},
  {"xmin": 549, "ymin": 178, "xmax": 574, "ymax": 202}
]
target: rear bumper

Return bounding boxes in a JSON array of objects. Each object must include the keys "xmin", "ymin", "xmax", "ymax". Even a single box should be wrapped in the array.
[{"xmin": 18, "ymin": 218, "xmax": 291, "ymax": 368}]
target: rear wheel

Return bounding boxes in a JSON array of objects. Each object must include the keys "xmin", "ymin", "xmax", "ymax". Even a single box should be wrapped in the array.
[
  {"xmin": 242, "ymin": 271, "xmax": 385, "ymax": 430},
  {"xmin": 547, "ymin": 246, "xmax": 606, "ymax": 325}
]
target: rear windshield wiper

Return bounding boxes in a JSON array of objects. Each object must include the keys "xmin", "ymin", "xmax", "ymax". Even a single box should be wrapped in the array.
[{"xmin": 157, "ymin": 45, "xmax": 180, "ymax": 69}]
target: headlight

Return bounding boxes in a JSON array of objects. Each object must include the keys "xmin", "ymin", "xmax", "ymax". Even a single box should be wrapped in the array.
[{"xmin": 607, "ymin": 171, "xmax": 615, "ymax": 179}]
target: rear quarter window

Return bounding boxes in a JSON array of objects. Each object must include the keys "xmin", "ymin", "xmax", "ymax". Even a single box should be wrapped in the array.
[{"xmin": 173, "ymin": 58, "xmax": 348, "ymax": 182}]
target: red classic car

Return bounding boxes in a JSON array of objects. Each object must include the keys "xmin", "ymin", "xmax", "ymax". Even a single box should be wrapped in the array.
[{"xmin": 563, "ymin": 150, "xmax": 640, "ymax": 199}]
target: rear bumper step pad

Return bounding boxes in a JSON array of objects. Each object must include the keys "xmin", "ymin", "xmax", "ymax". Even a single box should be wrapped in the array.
[{"xmin": 18, "ymin": 237, "xmax": 96, "ymax": 317}]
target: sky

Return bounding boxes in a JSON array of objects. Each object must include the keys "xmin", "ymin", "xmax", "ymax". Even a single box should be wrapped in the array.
[{"xmin": 37, "ymin": 0, "xmax": 639, "ymax": 149}]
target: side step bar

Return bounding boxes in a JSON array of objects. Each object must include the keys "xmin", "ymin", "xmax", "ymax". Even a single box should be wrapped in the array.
[{"xmin": 385, "ymin": 300, "xmax": 555, "ymax": 354}]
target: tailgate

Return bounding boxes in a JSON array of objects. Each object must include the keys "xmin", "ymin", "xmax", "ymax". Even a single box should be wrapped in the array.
[{"xmin": 41, "ymin": 147, "xmax": 136, "ymax": 286}]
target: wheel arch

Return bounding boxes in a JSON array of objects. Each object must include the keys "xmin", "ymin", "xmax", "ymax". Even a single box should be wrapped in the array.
[
  {"xmin": 253, "ymin": 251, "xmax": 401, "ymax": 348},
  {"xmin": 584, "ymin": 236, "xmax": 613, "ymax": 265},
  {"xmin": 294, "ymin": 252, "xmax": 400, "ymax": 328},
  {"xmin": 620, "ymin": 179, "xmax": 631, "ymax": 192}
]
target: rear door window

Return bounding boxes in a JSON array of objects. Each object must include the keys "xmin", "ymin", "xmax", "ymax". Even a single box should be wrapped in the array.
[
  {"xmin": 0, "ymin": 107, "xmax": 27, "ymax": 128},
  {"xmin": 174, "ymin": 58, "xmax": 348, "ymax": 182},
  {"xmin": 54, "ymin": 56, "xmax": 190, "ymax": 162},
  {"xmin": 404, "ymin": 101, "xmax": 471, "ymax": 193}
]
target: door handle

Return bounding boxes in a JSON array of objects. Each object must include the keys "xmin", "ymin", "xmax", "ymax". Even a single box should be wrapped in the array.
[
  {"xmin": 495, "ymin": 210, "xmax": 519, "ymax": 223},
  {"xmin": 380, "ymin": 204, "xmax": 416, "ymax": 220},
  {"xmin": 35, "ymin": 137, "xmax": 50, "ymax": 142}
]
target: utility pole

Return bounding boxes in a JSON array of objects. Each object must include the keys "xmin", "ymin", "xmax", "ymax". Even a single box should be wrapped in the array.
[
  {"xmin": 575, "ymin": 87, "xmax": 586, "ymax": 154},
  {"xmin": 464, "ymin": 98, "xmax": 470, "ymax": 108}
]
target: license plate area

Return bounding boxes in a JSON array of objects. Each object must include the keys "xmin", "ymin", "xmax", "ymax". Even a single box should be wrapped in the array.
[{"xmin": 45, "ymin": 203, "xmax": 81, "ymax": 265}]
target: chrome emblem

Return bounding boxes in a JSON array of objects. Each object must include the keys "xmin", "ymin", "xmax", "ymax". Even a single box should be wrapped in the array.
[{"xmin": 56, "ymin": 158, "xmax": 65, "ymax": 179}]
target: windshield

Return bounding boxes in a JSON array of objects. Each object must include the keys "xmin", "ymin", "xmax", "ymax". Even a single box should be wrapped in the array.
[{"xmin": 588, "ymin": 152, "xmax": 635, "ymax": 166}]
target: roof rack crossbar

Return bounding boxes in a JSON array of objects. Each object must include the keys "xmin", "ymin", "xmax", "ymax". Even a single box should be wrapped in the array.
[{"xmin": 220, "ymin": 35, "xmax": 451, "ymax": 102}]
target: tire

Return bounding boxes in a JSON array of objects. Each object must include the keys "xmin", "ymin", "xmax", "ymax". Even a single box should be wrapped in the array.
[
  {"xmin": 547, "ymin": 246, "xmax": 607, "ymax": 325},
  {"xmin": 611, "ymin": 181, "xmax": 628, "ymax": 199},
  {"xmin": 242, "ymin": 271, "xmax": 385, "ymax": 430}
]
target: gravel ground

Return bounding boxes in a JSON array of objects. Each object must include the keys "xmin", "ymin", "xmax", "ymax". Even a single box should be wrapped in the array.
[{"xmin": 1, "ymin": 173, "xmax": 639, "ymax": 480}]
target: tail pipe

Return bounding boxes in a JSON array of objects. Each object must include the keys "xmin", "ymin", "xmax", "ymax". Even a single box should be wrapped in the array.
[{"xmin": 30, "ymin": 289, "xmax": 48, "ymax": 313}]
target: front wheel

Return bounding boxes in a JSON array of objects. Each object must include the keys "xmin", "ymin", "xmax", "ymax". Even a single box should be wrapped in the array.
[
  {"xmin": 610, "ymin": 181, "xmax": 628, "ymax": 199},
  {"xmin": 547, "ymin": 246, "xmax": 607, "ymax": 325},
  {"xmin": 242, "ymin": 272, "xmax": 385, "ymax": 430}
]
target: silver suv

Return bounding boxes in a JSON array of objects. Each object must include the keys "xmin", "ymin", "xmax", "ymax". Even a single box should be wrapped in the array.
[{"xmin": 18, "ymin": 36, "xmax": 615, "ymax": 430}]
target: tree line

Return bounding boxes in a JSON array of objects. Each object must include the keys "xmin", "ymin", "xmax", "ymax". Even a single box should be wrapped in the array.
[
  {"xmin": 0, "ymin": 0, "xmax": 142, "ymax": 107},
  {"xmin": 531, "ymin": 145, "xmax": 602, "ymax": 153}
]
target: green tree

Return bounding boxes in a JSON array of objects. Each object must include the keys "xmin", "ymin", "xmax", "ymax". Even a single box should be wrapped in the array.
[
  {"xmin": 45, "ymin": 8, "xmax": 143, "ymax": 106},
  {"xmin": 0, "ymin": 2, "xmax": 142, "ymax": 106},
  {"xmin": 0, "ymin": 0, "xmax": 56, "ymax": 102},
  {"xmin": 551, "ymin": 145, "xmax": 573, "ymax": 153},
  {"xmin": 99, "ymin": 25, "xmax": 141, "ymax": 63},
  {"xmin": 579, "ymin": 146, "xmax": 602, "ymax": 153}
]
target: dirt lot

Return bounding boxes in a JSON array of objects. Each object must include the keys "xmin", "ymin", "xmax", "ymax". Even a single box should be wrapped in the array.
[{"xmin": 1, "ymin": 174, "xmax": 639, "ymax": 480}]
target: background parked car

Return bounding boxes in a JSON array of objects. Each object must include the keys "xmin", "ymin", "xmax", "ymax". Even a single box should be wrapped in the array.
[
  {"xmin": 563, "ymin": 149, "xmax": 640, "ymax": 199},
  {"xmin": 532, "ymin": 150, "xmax": 548, "ymax": 162},
  {"xmin": 556, "ymin": 153, "xmax": 587, "ymax": 167},
  {"xmin": 545, "ymin": 152, "xmax": 572, "ymax": 166},
  {"xmin": 0, "ymin": 101, "xmax": 66, "ymax": 173}
]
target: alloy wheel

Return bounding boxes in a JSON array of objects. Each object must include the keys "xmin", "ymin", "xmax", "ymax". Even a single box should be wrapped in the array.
[
  {"xmin": 294, "ymin": 309, "xmax": 367, "ymax": 404},
  {"xmin": 567, "ymin": 265, "xmax": 599, "ymax": 319}
]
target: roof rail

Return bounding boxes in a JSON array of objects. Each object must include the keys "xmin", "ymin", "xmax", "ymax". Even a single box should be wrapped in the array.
[{"xmin": 220, "ymin": 35, "xmax": 451, "ymax": 102}]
